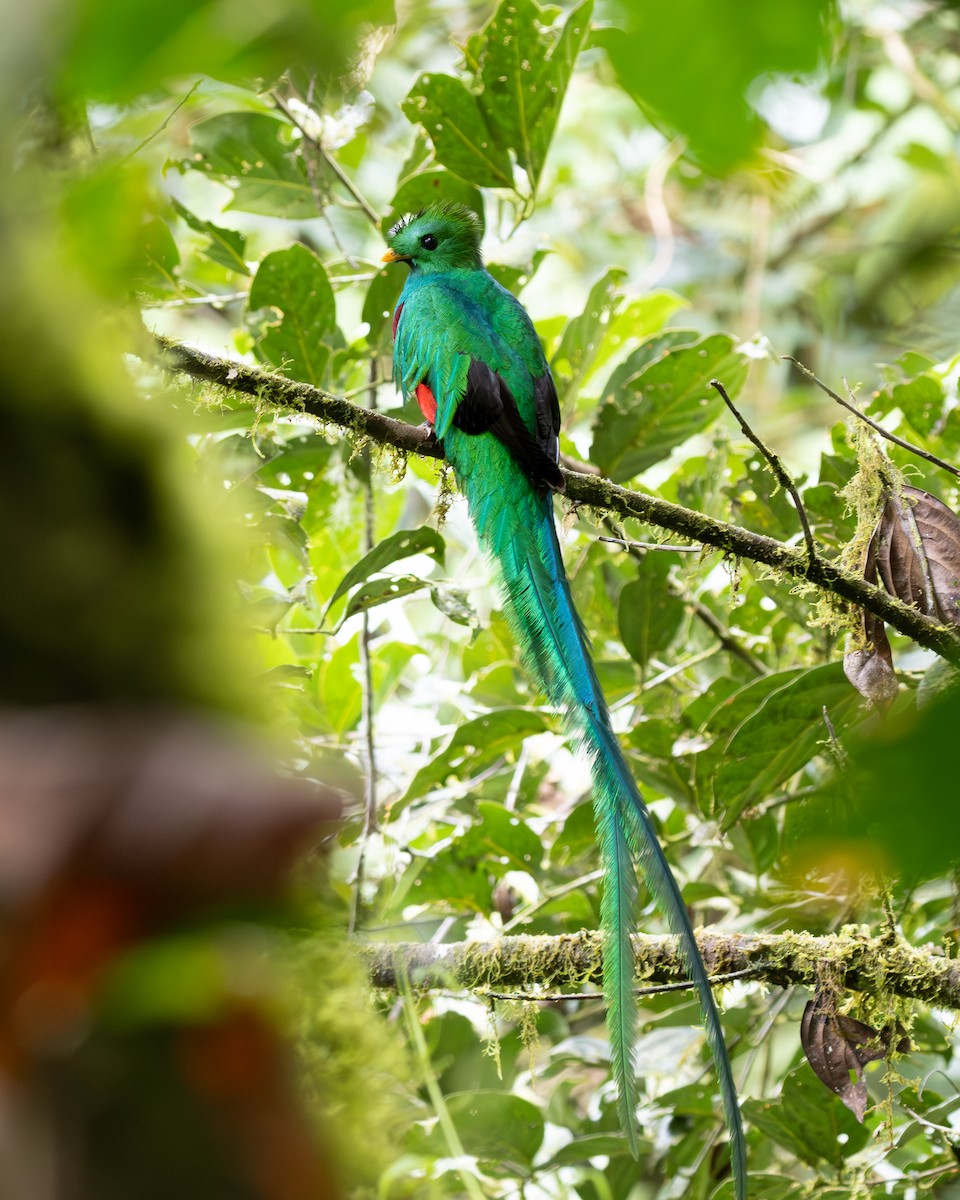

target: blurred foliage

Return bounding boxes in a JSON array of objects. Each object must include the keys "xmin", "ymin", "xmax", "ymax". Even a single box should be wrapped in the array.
[{"xmin": 8, "ymin": 0, "xmax": 960, "ymax": 1196}]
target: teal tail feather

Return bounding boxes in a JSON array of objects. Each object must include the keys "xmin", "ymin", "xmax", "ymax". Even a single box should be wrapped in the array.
[{"xmin": 462, "ymin": 462, "xmax": 747, "ymax": 1198}]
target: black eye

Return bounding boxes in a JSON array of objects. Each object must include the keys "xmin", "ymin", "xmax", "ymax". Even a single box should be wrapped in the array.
[{"xmin": 420, "ymin": 234, "xmax": 438, "ymax": 250}]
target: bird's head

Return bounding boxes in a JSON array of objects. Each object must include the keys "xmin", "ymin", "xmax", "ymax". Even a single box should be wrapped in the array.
[{"xmin": 381, "ymin": 203, "xmax": 483, "ymax": 274}]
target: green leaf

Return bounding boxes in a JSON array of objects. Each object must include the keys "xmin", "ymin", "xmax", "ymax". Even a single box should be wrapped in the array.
[
  {"xmin": 403, "ymin": 709, "xmax": 551, "ymax": 804},
  {"xmin": 457, "ymin": 801, "xmax": 543, "ymax": 872},
  {"xmin": 248, "ymin": 244, "xmax": 336, "ymax": 386},
  {"xmin": 402, "ymin": 74, "xmax": 514, "ymax": 189},
  {"xmin": 473, "ymin": 0, "xmax": 593, "ymax": 188},
  {"xmin": 712, "ymin": 662, "xmax": 861, "ymax": 829},
  {"xmin": 891, "ymin": 372, "xmax": 946, "ymax": 438},
  {"xmin": 594, "ymin": 0, "xmax": 834, "ymax": 172},
  {"xmin": 339, "ymin": 574, "xmax": 429, "ymax": 623},
  {"xmin": 186, "ymin": 112, "xmax": 315, "ymax": 218},
  {"xmin": 551, "ymin": 268, "xmax": 627, "ymax": 406},
  {"xmin": 172, "ymin": 199, "xmax": 248, "ymax": 275},
  {"xmin": 422, "ymin": 1091, "xmax": 545, "ymax": 1167},
  {"xmin": 618, "ymin": 556, "xmax": 685, "ymax": 669},
  {"xmin": 743, "ymin": 1068, "xmax": 870, "ymax": 1169},
  {"xmin": 591, "ymin": 333, "xmax": 748, "ymax": 481},
  {"xmin": 323, "ymin": 528, "xmax": 445, "ymax": 618}
]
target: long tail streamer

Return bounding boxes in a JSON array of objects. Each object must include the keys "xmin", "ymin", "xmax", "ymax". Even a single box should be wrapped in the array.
[{"xmin": 464, "ymin": 466, "xmax": 747, "ymax": 1199}]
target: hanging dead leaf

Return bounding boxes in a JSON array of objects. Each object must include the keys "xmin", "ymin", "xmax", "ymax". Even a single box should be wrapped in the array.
[
  {"xmin": 801, "ymin": 996, "xmax": 910, "ymax": 1122},
  {"xmin": 844, "ymin": 520, "xmax": 898, "ymax": 708},
  {"xmin": 875, "ymin": 486, "xmax": 960, "ymax": 626}
]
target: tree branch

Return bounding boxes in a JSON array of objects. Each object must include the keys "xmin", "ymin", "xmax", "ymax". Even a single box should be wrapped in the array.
[
  {"xmin": 357, "ymin": 930, "xmax": 960, "ymax": 1010},
  {"xmin": 154, "ymin": 335, "xmax": 960, "ymax": 666}
]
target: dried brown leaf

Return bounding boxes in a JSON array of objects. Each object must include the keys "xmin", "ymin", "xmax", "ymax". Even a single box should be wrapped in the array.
[
  {"xmin": 844, "ymin": 518, "xmax": 897, "ymax": 708},
  {"xmin": 801, "ymin": 997, "xmax": 909, "ymax": 1122},
  {"xmin": 876, "ymin": 486, "xmax": 960, "ymax": 626}
]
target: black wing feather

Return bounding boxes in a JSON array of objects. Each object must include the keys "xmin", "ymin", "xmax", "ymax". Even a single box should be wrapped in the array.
[{"xmin": 453, "ymin": 359, "xmax": 565, "ymax": 493}]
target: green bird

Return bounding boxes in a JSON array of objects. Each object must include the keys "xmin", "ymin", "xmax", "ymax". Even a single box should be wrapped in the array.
[{"xmin": 382, "ymin": 202, "xmax": 747, "ymax": 1198}]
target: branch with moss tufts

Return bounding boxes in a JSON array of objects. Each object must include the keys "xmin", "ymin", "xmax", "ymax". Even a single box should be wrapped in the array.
[
  {"xmin": 357, "ymin": 929, "xmax": 960, "ymax": 1010},
  {"xmin": 154, "ymin": 335, "xmax": 960, "ymax": 666}
]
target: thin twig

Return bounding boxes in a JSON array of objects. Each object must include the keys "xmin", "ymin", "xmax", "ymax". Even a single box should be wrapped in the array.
[
  {"xmin": 121, "ymin": 79, "xmax": 201, "ymax": 164},
  {"xmin": 711, "ymin": 377, "xmax": 818, "ymax": 562},
  {"xmin": 350, "ymin": 359, "xmax": 382, "ymax": 935},
  {"xmin": 599, "ymin": 534, "xmax": 701, "ymax": 553},
  {"xmin": 484, "ymin": 966, "xmax": 765, "ymax": 1003},
  {"xmin": 784, "ymin": 356, "xmax": 960, "ymax": 481},
  {"xmin": 273, "ymin": 92, "xmax": 381, "ymax": 228}
]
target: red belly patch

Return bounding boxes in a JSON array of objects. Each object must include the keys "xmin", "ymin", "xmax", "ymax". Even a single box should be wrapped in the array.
[{"xmin": 415, "ymin": 383, "xmax": 437, "ymax": 424}]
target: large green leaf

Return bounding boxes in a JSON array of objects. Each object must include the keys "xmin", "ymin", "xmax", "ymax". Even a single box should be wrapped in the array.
[
  {"xmin": 401, "ymin": 74, "xmax": 514, "ymax": 189},
  {"xmin": 550, "ymin": 268, "xmax": 626, "ymax": 407},
  {"xmin": 248, "ymin": 244, "xmax": 337, "ymax": 385},
  {"xmin": 403, "ymin": 709, "xmax": 551, "ymax": 804},
  {"xmin": 322, "ymin": 527, "xmax": 445, "ymax": 618},
  {"xmin": 468, "ymin": 0, "xmax": 593, "ymax": 189},
  {"xmin": 618, "ymin": 556, "xmax": 684, "ymax": 669},
  {"xmin": 403, "ymin": 0, "xmax": 592, "ymax": 194},
  {"xmin": 591, "ymin": 333, "xmax": 747, "ymax": 480},
  {"xmin": 595, "ymin": 0, "xmax": 834, "ymax": 172},
  {"xmin": 186, "ymin": 112, "xmax": 315, "ymax": 217},
  {"xmin": 59, "ymin": 0, "xmax": 396, "ymax": 100},
  {"xmin": 712, "ymin": 662, "xmax": 861, "ymax": 829},
  {"xmin": 743, "ymin": 1068, "xmax": 870, "ymax": 1169},
  {"xmin": 420, "ymin": 1091, "xmax": 545, "ymax": 1167},
  {"xmin": 172, "ymin": 200, "xmax": 248, "ymax": 275}
]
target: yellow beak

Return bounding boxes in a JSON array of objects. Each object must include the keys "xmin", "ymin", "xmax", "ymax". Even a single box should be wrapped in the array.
[{"xmin": 380, "ymin": 248, "xmax": 409, "ymax": 264}]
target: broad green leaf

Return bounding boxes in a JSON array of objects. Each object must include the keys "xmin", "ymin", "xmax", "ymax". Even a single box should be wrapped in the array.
[
  {"xmin": 186, "ymin": 112, "xmax": 315, "ymax": 217},
  {"xmin": 248, "ymin": 244, "xmax": 336, "ymax": 386},
  {"xmin": 136, "ymin": 216, "xmax": 181, "ymax": 296},
  {"xmin": 471, "ymin": 0, "xmax": 593, "ymax": 188},
  {"xmin": 322, "ymin": 527, "xmax": 445, "ymax": 617},
  {"xmin": 594, "ymin": 0, "xmax": 833, "ymax": 172},
  {"xmin": 691, "ymin": 668, "xmax": 805, "ymax": 815},
  {"xmin": 403, "ymin": 709, "xmax": 551, "ymax": 804},
  {"xmin": 172, "ymin": 199, "xmax": 248, "ymax": 275},
  {"xmin": 618, "ymin": 556, "xmax": 684, "ymax": 669},
  {"xmin": 59, "ymin": 0, "xmax": 396, "ymax": 101},
  {"xmin": 457, "ymin": 801, "xmax": 543, "ymax": 873},
  {"xmin": 421, "ymin": 1091, "xmax": 545, "ymax": 1167},
  {"xmin": 361, "ymin": 264, "xmax": 405, "ymax": 357},
  {"xmin": 891, "ymin": 372, "xmax": 945, "ymax": 438},
  {"xmin": 591, "ymin": 333, "xmax": 748, "ymax": 481},
  {"xmin": 551, "ymin": 268, "xmax": 627, "ymax": 407},
  {"xmin": 743, "ymin": 1068, "xmax": 870, "ymax": 1169},
  {"xmin": 339, "ymin": 574, "xmax": 429, "ymax": 624},
  {"xmin": 713, "ymin": 662, "xmax": 861, "ymax": 829},
  {"xmin": 402, "ymin": 74, "xmax": 514, "ymax": 189}
]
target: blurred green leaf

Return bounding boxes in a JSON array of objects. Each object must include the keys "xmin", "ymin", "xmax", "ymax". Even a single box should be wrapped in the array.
[
  {"xmin": 595, "ymin": 0, "xmax": 834, "ymax": 172},
  {"xmin": 421, "ymin": 1091, "xmax": 544, "ymax": 1167}
]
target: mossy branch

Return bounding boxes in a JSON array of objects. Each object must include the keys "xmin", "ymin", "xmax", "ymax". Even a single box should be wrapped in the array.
[
  {"xmin": 358, "ymin": 930, "xmax": 960, "ymax": 1009},
  {"xmin": 155, "ymin": 336, "xmax": 960, "ymax": 666}
]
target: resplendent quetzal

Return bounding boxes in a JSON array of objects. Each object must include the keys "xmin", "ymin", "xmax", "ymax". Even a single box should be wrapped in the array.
[{"xmin": 382, "ymin": 202, "xmax": 747, "ymax": 1198}]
